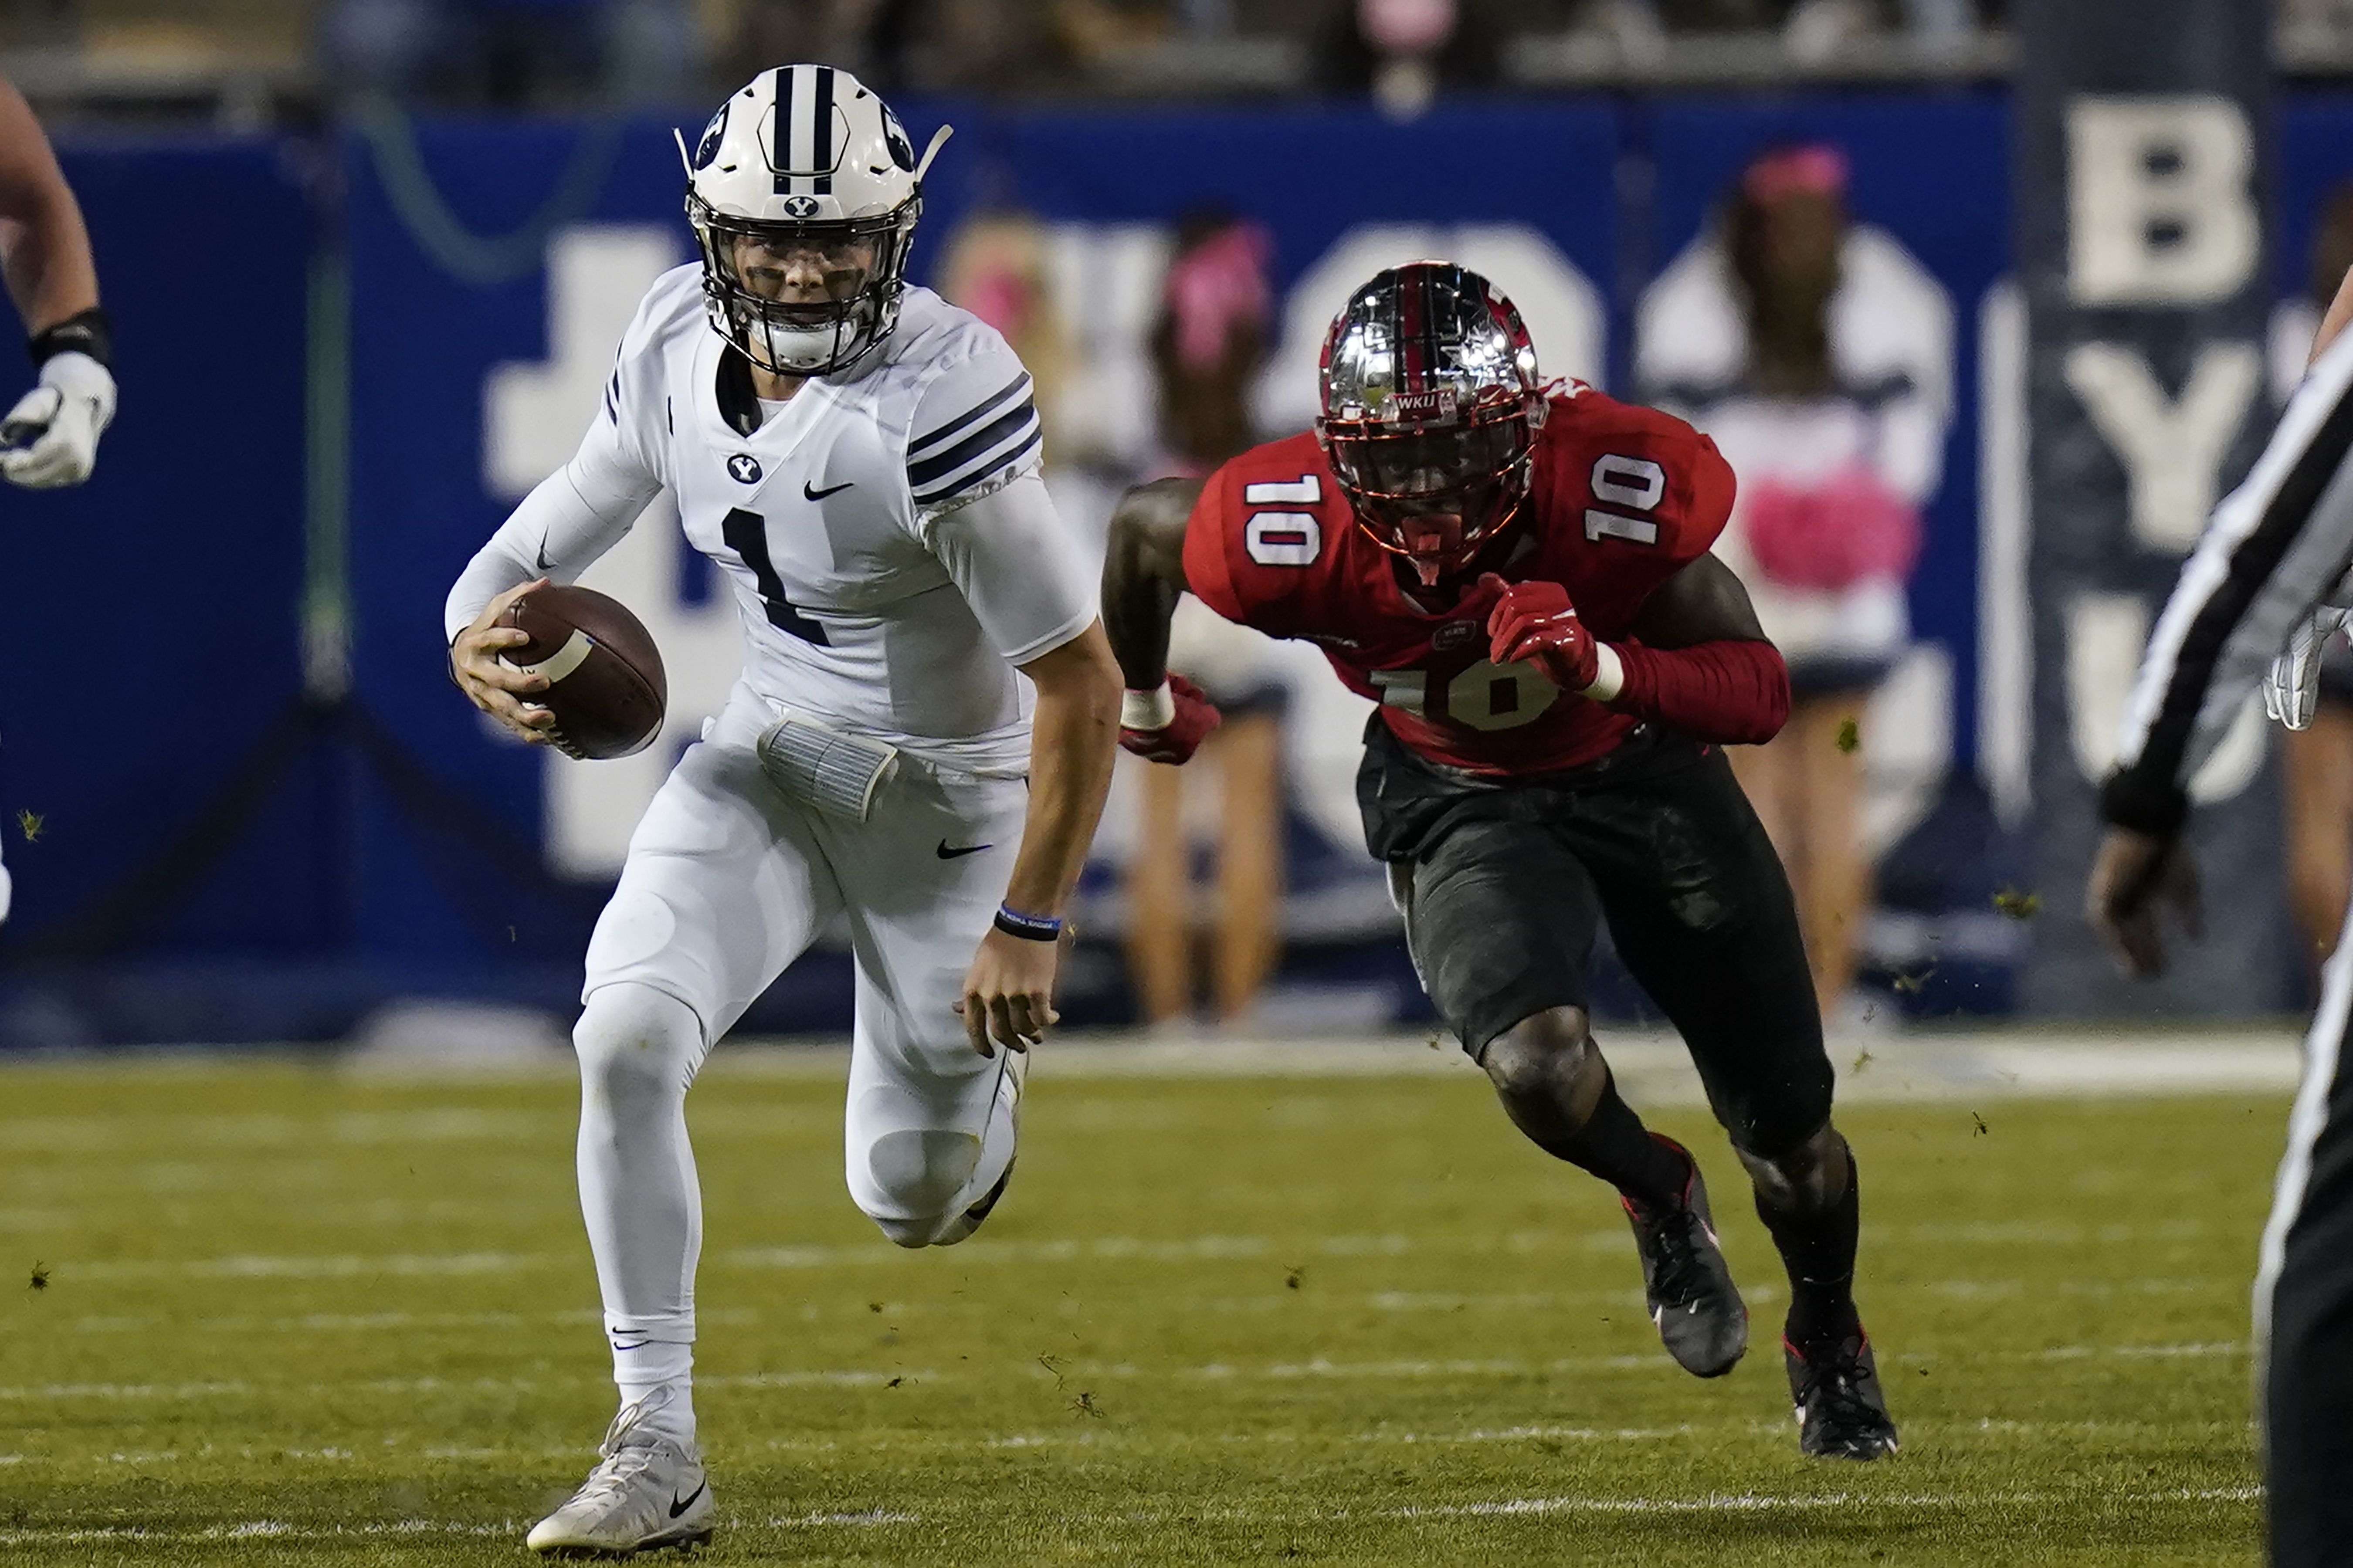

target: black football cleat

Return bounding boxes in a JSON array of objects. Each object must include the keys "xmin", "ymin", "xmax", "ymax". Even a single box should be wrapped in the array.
[
  {"xmin": 1784, "ymin": 1328, "xmax": 1899, "ymax": 1460},
  {"xmin": 1620, "ymin": 1139, "xmax": 1748, "ymax": 1378}
]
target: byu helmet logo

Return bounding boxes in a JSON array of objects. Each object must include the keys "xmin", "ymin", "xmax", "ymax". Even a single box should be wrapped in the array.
[
  {"xmin": 727, "ymin": 454, "xmax": 763, "ymax": 484},
  {"xmin": 782, "ymin": 195, "xmax": 821, "ymax": 220},
  {"xmin": 881, "ymin": 106, "xmax": 917, "ymax": 173},
  {"xmin": 692, "ymin": 104, "xmax": 728, "ymax": 170}
]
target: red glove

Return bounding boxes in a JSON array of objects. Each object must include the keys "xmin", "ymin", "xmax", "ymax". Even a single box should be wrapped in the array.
[
  {"xmin": 1482, "ymin": 574, "xmax": 1600, "ymax": 691},
  {"xmin": 1119, "ymin": 673, "xmax": 1223, "ymax": 765}
]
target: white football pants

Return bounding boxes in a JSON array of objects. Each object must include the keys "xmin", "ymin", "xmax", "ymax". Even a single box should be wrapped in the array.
[{"xmin": 573, "ymin": 685, "xmax": 1029, "ymax": 1360}]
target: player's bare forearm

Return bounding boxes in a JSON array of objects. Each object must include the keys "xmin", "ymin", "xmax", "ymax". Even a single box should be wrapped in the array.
[
  {"xmin": 1102, "ymin": 478, "xmax": 1201, "ymax": 689},
  {"xmin": 1005, "ymin": 621, "xmax": 1122, "ymax": 917},
  {"xmin": 0, "ymin": 78, "xmax": 97, "ymax": 332}
]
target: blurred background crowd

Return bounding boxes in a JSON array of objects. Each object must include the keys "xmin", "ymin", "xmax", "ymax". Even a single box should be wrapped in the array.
[{"xmin": 20, "ymin": 0, "xmax": 2353, "ymax": 124}]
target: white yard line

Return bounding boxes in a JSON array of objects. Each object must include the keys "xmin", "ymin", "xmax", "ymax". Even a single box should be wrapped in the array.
[
  {"xmin": 0, "ymin": 1030, "xmax": 2306, "ymax": 1101},
  {"xmin": 0, "ymin": 1484, "xmax": 2263, "ymax": 1546},
  {"xmin": 44, "ymin": 1215, "xmax": 2228, "ymax": 1287},
  {"xmin": 0, "ymin": 1342, "xmax": 2244, "ymax": 1409}
]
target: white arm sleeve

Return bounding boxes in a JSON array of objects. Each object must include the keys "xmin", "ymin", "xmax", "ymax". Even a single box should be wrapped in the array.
[
  {"xmin": 922, "ymin": 469, "xmax": 1099, "ymax": 667},
  {"xmin": 443, "ymin": 420, "xmax": 662, "ymax": 642},
  {"xmin": 445, "ymin": 264, "xmax": 694, "ymax": 642}
]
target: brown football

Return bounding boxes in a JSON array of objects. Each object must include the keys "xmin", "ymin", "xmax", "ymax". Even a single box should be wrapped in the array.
[{"xmin": 498, "ymin": 584, "xmax": 667, "ymax": 760}]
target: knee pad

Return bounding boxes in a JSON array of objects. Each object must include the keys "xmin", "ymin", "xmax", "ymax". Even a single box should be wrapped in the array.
[
  {"xmin": 861, "ymin": 1128, "xmax": 985, "ymax": 1249},
  {"xmin": 575, "ymin": 983, "xmax": 704, "ymax": 1113}
]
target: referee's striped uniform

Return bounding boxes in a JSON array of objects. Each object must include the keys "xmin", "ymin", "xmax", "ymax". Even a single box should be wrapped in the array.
[{"xmin": 2103, "ymin": 325, "xmax": 2353, "ymax": 1567}]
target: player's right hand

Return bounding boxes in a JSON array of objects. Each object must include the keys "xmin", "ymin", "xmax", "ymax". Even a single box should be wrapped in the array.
[
  {"xmin": 1483, "ymin": 574, "xmax": 1600, "ymax": 691},
  {"xmin": 450, "ymin": 579, "xmax": 560, "ymax": 745},
  {"xmin": 2086, "ymin": 826, "xmax": 2204, "ymax": 979},
  {"xmin": 0, "ymin": 351, "xmax": 115, "ymax": 489},
  {"xmin": 1119, "ymin": 674, "xmax": 1222, "ymax": 765}
]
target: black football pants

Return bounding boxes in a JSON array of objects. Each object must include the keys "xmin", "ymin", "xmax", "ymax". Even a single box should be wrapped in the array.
[{"xmin": 1358, "ymin": 719, "xmax": 1834, "ymax": 1161}]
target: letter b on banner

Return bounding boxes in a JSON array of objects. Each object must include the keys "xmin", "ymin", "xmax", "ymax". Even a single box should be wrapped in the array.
[
  {"xmin": 2017, "ymin": 0, "xmax": 2288, "ymax": 1016},
  {"xmin": 2068, "ymin": 96, "xmax": 2258, "ymax": 306}
]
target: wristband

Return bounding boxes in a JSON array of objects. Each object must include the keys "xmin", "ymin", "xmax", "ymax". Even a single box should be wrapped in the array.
[
  {"xmin": 1581, "ymin": 643, "xmax": 1625, "ymax": 702},
  {"xmin": 1121, "ymin": 683, "xmax": 1176, "ymax": 730},
  {"xmin": 993, "ymin": 904, "xmax": 1064, "ymax": 942},
  {"xmin": 29, "ymin": 307, "xmax": 112, "ymax": 372}
]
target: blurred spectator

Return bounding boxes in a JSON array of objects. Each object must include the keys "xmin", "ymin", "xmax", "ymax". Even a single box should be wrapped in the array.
[
  {"xmin": 1316, "ymin": 0, "xmax": 1504, "ymax": 117},
  {"xmin": 1126, "ymin": 210, "xmax": 1288, "ymax": 1028},
  {"xmin": 1638, "ymin": 143, "xmax": 1950, "ymax": 1024},
  {"xmin": 938, "ymin": 210, "xmax": 1073, "ymax": 434},
  {"xmin": 2275, "ymin": 183, "xmax": 2353, "ymax": 976},
  {"xmin": 725, "ymin": 0, "xmax": 1052, "ymax": 95},
  {"xmin": 324, "ymin": 0, "xmax": 697, "ymax": 108},
  {"xmin": 1581, "ymin": 0, "xmax": 1986, "ymax": 48}
]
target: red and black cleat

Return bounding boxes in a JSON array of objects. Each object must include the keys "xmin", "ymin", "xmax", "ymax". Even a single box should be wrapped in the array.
[
  {"xmin": 1784, "ymin": 1328, "xmax": 1899, "ymax": 1460},
  {"xmin": 1621, "ymin": 1139, "xmax": 1748, "ymax": 1378}
]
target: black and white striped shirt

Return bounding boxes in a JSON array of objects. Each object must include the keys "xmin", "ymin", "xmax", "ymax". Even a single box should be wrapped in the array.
[{"xmin": 2105, "ymin": 329, "xmax": 2353, "ymax": 835}]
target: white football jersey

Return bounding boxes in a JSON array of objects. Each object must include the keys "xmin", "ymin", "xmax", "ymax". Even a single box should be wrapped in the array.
[{"xmin": 453, "ymin": 265, "xmax": 1096, "ymax": 774}]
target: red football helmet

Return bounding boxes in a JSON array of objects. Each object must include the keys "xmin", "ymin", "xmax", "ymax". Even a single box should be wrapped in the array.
[{"xmin": 1316, "ymin": 262, "xmax": 1549, "ymax": 585}]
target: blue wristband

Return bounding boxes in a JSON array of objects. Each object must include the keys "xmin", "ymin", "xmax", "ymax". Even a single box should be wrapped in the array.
[{"xmin": 993, "ymin": 904, "xmax": 1064, "ymax": 942}]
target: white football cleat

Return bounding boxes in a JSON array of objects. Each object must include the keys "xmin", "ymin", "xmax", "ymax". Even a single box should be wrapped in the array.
[{"xmin": 527, "ymin": 1390, "xmax": 714, "ymax": 1557}]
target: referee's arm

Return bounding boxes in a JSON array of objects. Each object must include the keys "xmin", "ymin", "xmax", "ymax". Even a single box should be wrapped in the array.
[{"xmin": 2090, "ymin": 269, "xmax": 2353, "ymax": 975}]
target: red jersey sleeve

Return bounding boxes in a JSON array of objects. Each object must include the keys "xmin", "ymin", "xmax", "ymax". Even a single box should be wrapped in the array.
[
  {"xmin": 1179, "ymin": 433, "xmax": 1337, "ymax": 637},
  {"xmin": 1542, "ymin": 398, "xmax": 1738, "ymax": 640}
]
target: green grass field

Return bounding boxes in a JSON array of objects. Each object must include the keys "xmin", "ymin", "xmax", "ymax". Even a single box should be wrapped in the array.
[{"xmin": 0, "ymin": 1050, "xmax": 2287, "ymax": 1565}]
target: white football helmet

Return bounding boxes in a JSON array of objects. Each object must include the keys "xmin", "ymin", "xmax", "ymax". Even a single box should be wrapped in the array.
[{"xmin": 678, "ymin": 65, "xmax": 950, "ymax": 377}]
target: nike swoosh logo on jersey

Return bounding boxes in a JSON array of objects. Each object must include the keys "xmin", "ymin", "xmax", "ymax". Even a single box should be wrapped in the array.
[
  {"xmin": 936, "ymin": 840, "xmax": 992, "ymax": 860},
  {"xmin": 804, "ymin": 479, "xmax": 855, "ymax": 501},
  {"xmin": 670, "ymin": 1479, "xmax": 707, "ymax": 1518}
]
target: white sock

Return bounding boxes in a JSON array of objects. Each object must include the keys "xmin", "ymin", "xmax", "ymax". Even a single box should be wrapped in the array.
[{"xmin": 614, "ymin": 1338, "xmax": 695, "ymax": 1440}]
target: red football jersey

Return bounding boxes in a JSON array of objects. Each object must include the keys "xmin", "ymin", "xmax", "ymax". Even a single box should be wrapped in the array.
[{"xmin": 1182, "ymin": 386, "xmax": 1736, "ymax": 776}]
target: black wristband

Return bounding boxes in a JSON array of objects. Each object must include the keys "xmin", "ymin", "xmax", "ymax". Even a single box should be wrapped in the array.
[
  {"xmin": 2097, "ymin": 764, "xmax": 2191, "ymax": 840},
  {"xmin": 30, "ymin": 307, "xmax": 112, "ymax": 372},
  {"xmin": 993, "ymin": 905, "xmax": 1064, "ymax": 942}
]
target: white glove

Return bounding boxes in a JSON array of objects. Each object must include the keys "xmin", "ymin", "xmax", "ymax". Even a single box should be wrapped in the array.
[
  {"xmin": 1, "ymin": 350, "xmax": 116, "ymax": 489},
  {"xmin": 2265, "ymin": 606, "xmax": 2353, "ymax": 731}
]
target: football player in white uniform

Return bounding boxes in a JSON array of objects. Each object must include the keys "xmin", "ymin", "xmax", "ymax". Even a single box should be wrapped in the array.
[{"xmin": 444, "ymin": 66, "xmax": 1119, "ymax": 1556}]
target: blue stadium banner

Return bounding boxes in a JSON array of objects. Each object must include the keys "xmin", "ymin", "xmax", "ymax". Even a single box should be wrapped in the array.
[{"xmin": 2014, "ymin": 0, "xmax": 2293, "ymax": 1013}]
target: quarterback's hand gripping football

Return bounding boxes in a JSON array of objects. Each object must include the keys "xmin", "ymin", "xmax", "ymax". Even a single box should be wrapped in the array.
[
  {"xmin": 0, "ymin": 351, "xmax": 114, "ymax": 489},
  {"xmin": 450, "ymin": 578, "xmax": 561, "ymax": 745},
  {"xmin": 1119, "ymin": 674, "xmax": 1223, "ymax": 765},
  {"xmin": 1484, "ymin": 574, "xmax": 1600, "ymax": 692}
]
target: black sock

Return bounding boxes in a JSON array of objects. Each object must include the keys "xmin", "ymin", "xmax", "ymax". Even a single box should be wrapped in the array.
[
  {"xmin": 1553, "ymin": 1071, "xmax": 1691, "ymax": 1210},
  {"xmin": 1758, "ymin": 1147, "xmax": 1861, "ymax": 1348}
]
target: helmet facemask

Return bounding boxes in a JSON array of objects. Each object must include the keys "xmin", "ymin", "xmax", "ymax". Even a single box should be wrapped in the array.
[
  {"xmin": 1322, "ymin": 395, "xmax": 1543, "ymax": 586},
  {"xmin": 688, "ymin": 193, "xmax": 919, "ymax": 378},
  {"xmin": 1314, "ymin": 260, "xmax": 1550, "ymax": 587}
]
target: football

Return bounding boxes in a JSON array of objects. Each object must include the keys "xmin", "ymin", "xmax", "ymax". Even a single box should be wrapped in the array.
[{"xmin": 497, "ymin": 583, "xmax": 667, "ymax": 760}]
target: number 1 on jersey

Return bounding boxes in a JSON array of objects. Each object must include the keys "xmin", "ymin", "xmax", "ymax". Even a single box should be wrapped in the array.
[{"xmin": 722, "ymin": 507, "xmax": 831, "ymax": 646}]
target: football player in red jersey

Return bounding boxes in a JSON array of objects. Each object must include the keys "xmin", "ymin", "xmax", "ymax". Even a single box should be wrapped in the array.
[{"xmin": 1103, "ymin": 262, "xmax": 1894, "ymax": 1459}]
